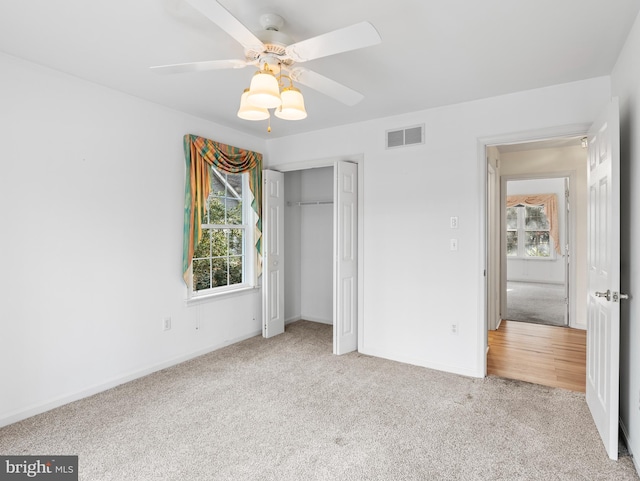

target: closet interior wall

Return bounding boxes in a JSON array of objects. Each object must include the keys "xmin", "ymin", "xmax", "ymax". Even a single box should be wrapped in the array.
[{"xmin": 284, "ymin": 167, "xmax": 334, "ymax": 325}]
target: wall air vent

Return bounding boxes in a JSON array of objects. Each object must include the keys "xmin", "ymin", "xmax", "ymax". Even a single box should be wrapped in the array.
[{"xmin": 385, "ymin": 124, "xmax": 424, "ymax": 149}]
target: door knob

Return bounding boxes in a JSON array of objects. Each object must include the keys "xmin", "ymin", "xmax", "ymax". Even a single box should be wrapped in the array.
[{"xmin": 595, "ymin": 290, "xmax": 611, "ymax": 301}]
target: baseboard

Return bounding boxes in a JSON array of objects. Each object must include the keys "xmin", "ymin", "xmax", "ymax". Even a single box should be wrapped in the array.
[
  {"xmin": 286, "ymin": 314, "xmax": 333, "ymax": 326},
  {"xmin": 359, "ymin": 345, "xmax": 482, "ymax": 378},
  {"xmin": 620, "ymin": 418, "xmax": 639, "ymax": 474},
  {"xmin": 0, "ymin": 328, "xmax": 262, "ymax": 428},
  {"xmin": 507, "ymin": 279, "xmax": 564, "ymax": 285},
  {"xmin": 285, "ymin": 315, "xmax": 302, "ymax": 325},
  {"xmin": 300, "ymin": 314, "xmax": 333, "ymax": 325}
]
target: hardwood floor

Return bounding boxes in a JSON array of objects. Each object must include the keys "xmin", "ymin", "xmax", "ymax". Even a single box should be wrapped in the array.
[{"xmin": 487, "ymin": 320, "xmax": 587, "ymax": 392}]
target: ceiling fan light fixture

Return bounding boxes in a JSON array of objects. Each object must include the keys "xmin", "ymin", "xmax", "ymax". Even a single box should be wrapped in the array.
[
  {"xmin": 247, "ymin": 66, "xmax": 282, "ymax": 109},
  {"xmin": 237, "ymin": 88, "xmax": 270, "ymax": 121},
  {"xmin": 274, "ymin": 86, "xmax": 307, "ymax": 120}
]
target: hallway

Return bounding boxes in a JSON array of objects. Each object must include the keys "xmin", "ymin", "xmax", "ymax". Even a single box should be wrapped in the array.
[{"xmin": 487, "ymin": 320, "xmax": 586, "ymax": 392}]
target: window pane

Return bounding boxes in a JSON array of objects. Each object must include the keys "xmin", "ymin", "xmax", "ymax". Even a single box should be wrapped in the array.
[
  {"xmin": 193, "ymin": 258, "xmax": 211, "ymax": 291},
  {"xmin": 207, "ymin": 197, "xmax": 225, "ymax": 224},
  {"xmin": 210, "ymin": 229, "xmax": 228, "ymax": 257},
  {"xmin": 229, "ymin": 256, "xmax": 243, "ymax": 285},
  {"xmin": 211, "ymin": 258, "xmax": 228, "ymax": 288},
  {"xmin": 525, "ymin": 231, "xmax": 550, "ymax": 257},
  {"xmin": 227, "ymin": 174, "xmax": 242, "ymax": 195},
  {"xmin": 210, "ymin": 174, "xmax": 225, "ymax": 197},
  {"xmin": 525, "ymin": 206, "xmax": 549, "ymax": 230},
  {"xmin": 506, "ymin": 207, "xmax": 518, "ymax": 229},
  {"xmin": 506, "ymin": 231, "xmax": 518, "ymax": 256},
  {"xmin": 193, "ymin": 229, "xmax": 211, "ymax": 259},
  {"xmin": 229, "ymin": 229, "xmax": 243, "ymax": 256},
  {"xmin": 226, "ymin": 198, "xmax": 242, "ymax": 225}
]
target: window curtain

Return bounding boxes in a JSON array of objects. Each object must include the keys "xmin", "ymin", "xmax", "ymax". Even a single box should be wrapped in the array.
[
  {"xmin": 506, "ymin": 193, "xmax": 560, "ymax": 254},
  {"xmin": 182, "ymin": 134, "xmax": 262, "ymax": 285}
]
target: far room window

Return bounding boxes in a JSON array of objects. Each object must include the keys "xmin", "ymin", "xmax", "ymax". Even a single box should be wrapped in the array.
[
  {"xmin": 506, "ymin": 205, "xmax": 552, "ymax": 258},
  {"xmin": 191, "ymin": 168, "xmax": 253, "ymax": 295}
]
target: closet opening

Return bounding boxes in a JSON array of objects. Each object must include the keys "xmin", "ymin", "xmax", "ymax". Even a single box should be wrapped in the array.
[
  {"xmin": 262, "ymin": 159, "xmax": 360, "ymax": 354},
  {"xmin": 284, "ymin": 167, "xmax": 335, "ymax": 336}
]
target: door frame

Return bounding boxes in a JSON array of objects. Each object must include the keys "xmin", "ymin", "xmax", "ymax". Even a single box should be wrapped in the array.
[
  {"xmin": 487, "ymin": 163, "xmax": 499, "ymax": 331},
  {"xmin": 270, "ymin": 154, "xmax": 364, "ymax": 351},
  {"xmin": 476, "ymin": 123, "xmax": 591, "ymax": 375}
]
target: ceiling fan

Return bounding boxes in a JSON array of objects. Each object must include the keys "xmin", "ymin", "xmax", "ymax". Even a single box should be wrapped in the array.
[{"xmin": 151, "ymin": 0, "xmax": 381, "ymax": 122}]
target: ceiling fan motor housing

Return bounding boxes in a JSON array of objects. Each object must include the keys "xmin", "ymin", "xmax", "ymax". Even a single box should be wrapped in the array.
[{"xmin": 245, "ymin": 16, "xmax": 295, "ymax": 67}]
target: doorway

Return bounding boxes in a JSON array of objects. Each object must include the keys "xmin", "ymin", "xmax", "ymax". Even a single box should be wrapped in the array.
[
  {"xmin": 284, "ymin": 167, "xmax": 334, "ymax": 330},
  {"xmin": 486, "ymin": 136, "xmax": 588, "ymax": 332},
  {"xmin": 262, "ymin": 159, "xmax": 360, "ymax": 355},
  {"xmin": 504, "ymin": 177, "xmax": 569, "ymax": 327},
  {"xmin": 484, "ymin": 135, "xmax": 588, "ymax": 388}
]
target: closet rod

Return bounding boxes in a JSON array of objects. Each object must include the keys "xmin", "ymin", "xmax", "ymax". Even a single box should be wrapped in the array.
[{"xmin": 287, "ymin": 201, "xmax": 334, "ymax": 206}]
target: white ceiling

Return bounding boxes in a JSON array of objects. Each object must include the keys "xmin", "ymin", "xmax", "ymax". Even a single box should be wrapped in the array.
[{"xmin": 1, "ymin": 0, "xmax": 638, "ymax": 139}]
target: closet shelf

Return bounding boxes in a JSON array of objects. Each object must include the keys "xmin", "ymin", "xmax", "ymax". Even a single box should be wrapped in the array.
[{"xmin": 287, "ymin": 201, "xmax": 333, "ymax": 206}]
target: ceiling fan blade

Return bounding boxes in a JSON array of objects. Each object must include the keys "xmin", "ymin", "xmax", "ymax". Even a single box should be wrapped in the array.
[
  {"xmin": 186, "ymin": 0, "xmax": 265, "ymax": 52},
  {"xmin": 291, "ymin": 68, "xmax": 364, "ymax": 106},
  {"xmin": 285, "ymin": 21, "xmax": 381, "ymax": 62},
  {"xmin": 150, "ymin": 59, "xmax": 249, "ymax": 74}
]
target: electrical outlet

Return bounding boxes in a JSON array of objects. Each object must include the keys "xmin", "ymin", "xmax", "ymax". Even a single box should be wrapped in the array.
[
  {"xmin": 451, "ymin": 323, "xmax": 458, "ymax": 335},
  {"xmin": 163, "ymin": 317, "xmax": 171, "ymax": 331},
  {"xmin": 450, "ymin": 216, "xmax": 458, "ymax": 229}
]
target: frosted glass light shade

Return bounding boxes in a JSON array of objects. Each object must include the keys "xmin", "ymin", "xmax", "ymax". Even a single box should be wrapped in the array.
[
  {"xmin": 274, "ymin": 87, "xmax": 307, "ymax": 120},
  {"xmin": 237, "ymin": 89, "xmax": 269, "ymax": 121},
  {"xmin": 247, "ymin": 70, "xmax": 282, "ymax": 109}
]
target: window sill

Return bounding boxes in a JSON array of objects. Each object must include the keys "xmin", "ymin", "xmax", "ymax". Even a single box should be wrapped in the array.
[
  {"xmin": 185, "ymin": 285, "xmax": 260, "ymax": 306},
  {"xmin": 507, "ymin": 256, "xmax": 557, "ymax": 262}
]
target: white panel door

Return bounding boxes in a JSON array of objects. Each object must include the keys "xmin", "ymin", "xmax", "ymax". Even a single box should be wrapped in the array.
[
  {"xmin": 333, "ymin": 161, "xmax": 358, "ymax": 355},
  {"xmin": 586, "ymin": 98, "xmax": 621, "ymax": 460},
  {"xmin": 262, "ymin": 170, "xmax": 285, "ymax": 339}
]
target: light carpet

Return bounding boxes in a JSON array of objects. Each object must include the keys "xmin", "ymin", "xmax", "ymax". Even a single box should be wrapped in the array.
[
  {"xmin": 506, "ymin": 281, "xmax": 566, "ymax": 327},
  {"xmin": 0, "ymin": 321, "xmax": 637, "ymax": 480}
]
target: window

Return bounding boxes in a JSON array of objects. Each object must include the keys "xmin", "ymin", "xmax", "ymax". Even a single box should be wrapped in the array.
[
  {"xmin": 506, "ymin": 205, "xmax": 552, "ymax": 258},
  {"xmin": 191, "ymin": 168, "xmax": 253, "ymax": 296}
]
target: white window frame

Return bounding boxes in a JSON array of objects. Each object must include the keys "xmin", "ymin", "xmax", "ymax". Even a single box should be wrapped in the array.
[
  {"xmin": 187, "ymin": 170, "xmax": 255, "ymax": 301},
  {"xmin": 506, "ymin": 205, "xmax": 556, "ymax": 261}
]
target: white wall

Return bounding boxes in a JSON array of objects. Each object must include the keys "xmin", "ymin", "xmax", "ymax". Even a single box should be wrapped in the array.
[
  {"xmin": 284, "ymin": 171, "xmax": 302, "ymax": 323},
  {"xmin": 300, "ymin": 168, "xmax": 334, "ymax": 324},
  {"xmin": 283, "ymin": 168, "xmax": 334, "ymax": 325},
  {"xmin": 611, "ymin": 9, "xmax": 640, "ymax": 470},
  {"xmin": 505, "ymin": 177, "xmax": 566, "ymax": 284},
  {"xmin": 266, "ymin": 76, "xmax": 610, "ymax": 376},
  {"xmin": 0, "ymin": 53, "xmax": 266, "ymax": 426},
  {"xmin": 500, "ymin": 146, "xmax": 588, "ymax": 327}
]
